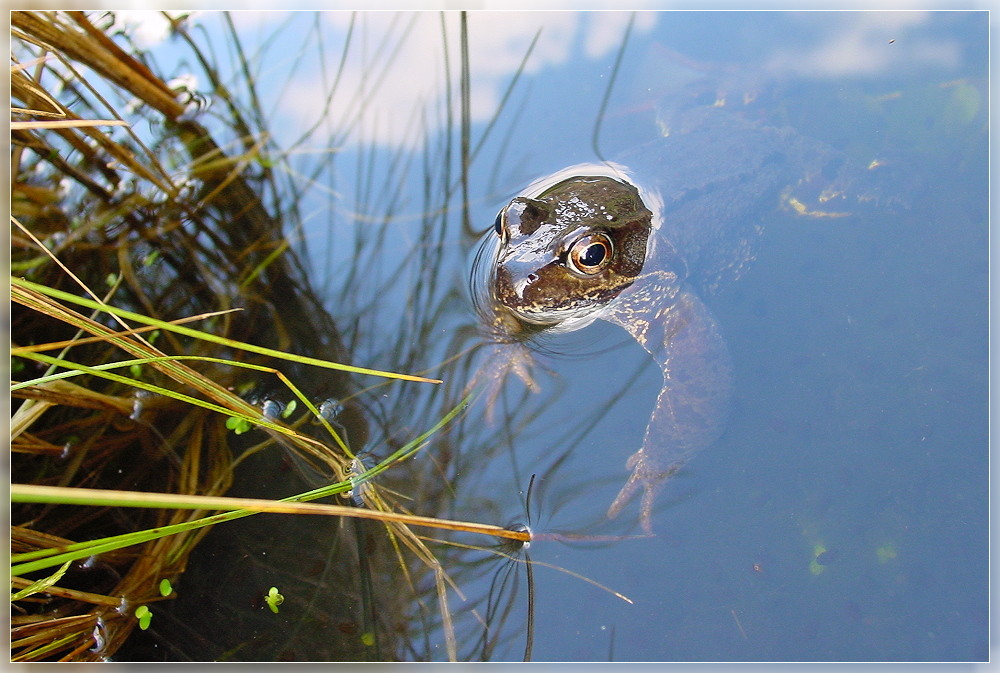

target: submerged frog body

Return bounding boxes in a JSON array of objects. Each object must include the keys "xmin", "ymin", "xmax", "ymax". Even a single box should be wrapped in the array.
[{"xmin": 475, "ymin": 102, "xmax": 883, "ymax": 533}]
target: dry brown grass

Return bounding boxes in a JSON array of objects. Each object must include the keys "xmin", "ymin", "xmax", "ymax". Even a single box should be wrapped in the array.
[
  {"xmin": 8, "ymin": 10, "xmax": 549, "ymax": 661},
  {"xmin": 10, "ymin": 10, "xmax": 384, "ymax": 660}
]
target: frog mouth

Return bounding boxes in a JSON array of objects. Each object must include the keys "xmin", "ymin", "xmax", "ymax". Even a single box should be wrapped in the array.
[
  {"xmin": 508, "ymin": 301, "xmax": 604, "ymax": 331},
  {"xmin": 493, "ymin": 266, "xmax": 616, "ymax": 331}
]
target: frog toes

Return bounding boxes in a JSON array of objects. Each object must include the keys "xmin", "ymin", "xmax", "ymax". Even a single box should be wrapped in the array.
[
  {"xmin": 606, "ymin": 471, "xmax": 662, "ymax": 535},
  {"xmin": 606, "ymin": 473, "xmax": 641, "ymax": 521},
  {"xmin": 608, "ymin": 450, "xmax": 677, "ymax": 533},
  {"xmin": 624, "ymin": 448, "xmax": 642, "ymax": 470}
]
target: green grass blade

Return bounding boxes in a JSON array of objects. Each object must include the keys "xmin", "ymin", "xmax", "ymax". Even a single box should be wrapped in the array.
[
  {"xmin": 12, "ymin": 276, "xmax": 441, "ymax": 384},
  {"xmin": 13, "ymin": 350, "xmax": 313, "ymax": 444},
  {"xmin": 10, "ymin": 561, "xmax": 72, "ymax": 601},
  {"xmin": 10, "ymin": 395, "xmax": 477, "ymax": 576},
  {"xmin": 12, "ymin": 353, "xmax": 349, "ymax": 452}
]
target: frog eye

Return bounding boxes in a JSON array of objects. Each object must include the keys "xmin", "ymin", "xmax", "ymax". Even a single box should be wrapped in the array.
[
  {"xmin": 493, "ymin": 210, "xmax": 504, "ymax": 237},
  {"xmin": 567, "ymin": 232, "xmax": 613, "ymax": 275}
]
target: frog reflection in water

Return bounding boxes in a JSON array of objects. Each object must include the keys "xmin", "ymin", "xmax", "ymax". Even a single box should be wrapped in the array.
[{"xmin": 480, "ymin": 166, "xmax": 731, "ymax": 534}]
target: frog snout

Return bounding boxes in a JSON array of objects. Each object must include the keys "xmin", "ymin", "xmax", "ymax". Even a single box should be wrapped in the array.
[{"xmin": 494, "ymin": 263, "xmax": 538, "ymax": 305}]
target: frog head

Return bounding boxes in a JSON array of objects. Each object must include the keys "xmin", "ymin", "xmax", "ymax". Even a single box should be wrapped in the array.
[{"xmin": 490, "ymin": 171, "xmax": 655, "ymax": 330}]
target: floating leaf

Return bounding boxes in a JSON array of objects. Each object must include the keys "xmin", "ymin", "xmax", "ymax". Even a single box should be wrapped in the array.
[
  {"xmin": 265, "ymin": 586, "xmax": 284, "ymax": 614},
  {"xmin": 876, "ymin": 543, "xmax": 898, "ymax": 564},
  {"xmin": 225, "ymin": 416, "xmax": 252, "ymax": 434},
  {"xmin": 809, "ymin": 543, "xmax": 827, "ymax": 575},
  {"xmin": 135, "ymin": 605, "xmax": 152, "ymax": 630}
]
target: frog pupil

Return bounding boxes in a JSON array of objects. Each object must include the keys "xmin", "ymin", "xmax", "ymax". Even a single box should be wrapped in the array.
[
  {"xmin": 581, "ymin": 242, "xmax": 607, "ymax": 267},
  {"xmin": 493, "ymin": 211, "xmax": 503, "ymax": 236}
]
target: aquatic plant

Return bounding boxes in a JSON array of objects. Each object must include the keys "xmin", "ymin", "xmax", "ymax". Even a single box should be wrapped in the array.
[{"xmin": 10, "ymin": 10, "xmax": 540, "ymax": 661}]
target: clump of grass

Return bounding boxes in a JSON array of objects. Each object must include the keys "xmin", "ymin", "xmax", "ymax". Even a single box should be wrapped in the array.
[{"xmin": 10, "ymin": 11, "xmax": 532, "ymax": 662}]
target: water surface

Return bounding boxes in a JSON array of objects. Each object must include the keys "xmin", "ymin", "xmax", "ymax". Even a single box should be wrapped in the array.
[{"xmin": 118, "ymin": 10, "xmax": 987, "ymax": 661}]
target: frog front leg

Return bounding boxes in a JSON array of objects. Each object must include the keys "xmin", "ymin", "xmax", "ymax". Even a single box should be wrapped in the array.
[
  {"xmin": 605, "ymin": 284, "xmax": 733, "ymax": 533},
  {"xmin": 465, "ymin": 340, "xmax": 542, "ymax": 425}
]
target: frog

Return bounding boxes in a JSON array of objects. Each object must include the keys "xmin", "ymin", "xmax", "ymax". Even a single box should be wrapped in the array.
[
  {"xmin": 476, "ymin": 161, "xmax": 731, "ymax": 535},
  {"xmin": 472, "ymin": 97, "xmax": 891, "ymax": 534}
]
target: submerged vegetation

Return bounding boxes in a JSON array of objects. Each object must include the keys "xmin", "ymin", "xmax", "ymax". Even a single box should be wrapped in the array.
[{"xmin": 10, "ymin": 10, "xmax": 547, "ymax": 661}]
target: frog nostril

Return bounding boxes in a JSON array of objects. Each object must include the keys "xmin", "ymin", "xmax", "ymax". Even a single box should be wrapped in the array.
[{"xmin": 527, "ymin": 273, "xmax": 538, "ymax": 282}]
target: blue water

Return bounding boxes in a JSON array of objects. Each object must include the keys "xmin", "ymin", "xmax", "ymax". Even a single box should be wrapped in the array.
[{"xmin": 121, "ymin": 10, "xmax": 988, "ymax": 661}]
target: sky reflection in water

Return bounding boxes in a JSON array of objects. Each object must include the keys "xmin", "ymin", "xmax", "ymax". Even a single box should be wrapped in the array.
[{"xmin": 120, "ymin": 10, "xmax": 987, "ymax": 661}]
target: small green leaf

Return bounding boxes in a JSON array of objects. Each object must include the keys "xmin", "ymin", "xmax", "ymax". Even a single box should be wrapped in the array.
[
  {"xmin": 280, "ymin": 399, "xmax": 297, "ymax": 418},
  {"xmin": 135, "ymin": 604, "xmax": 152, "ymax": 630},
  {"xmin": 265, "ymin": 586, "xmax": 284, "ymax": 613},
  {"xmin": 360, "ymin": 631, "xmax": 376, "ymax": 647},
  {"xmin": 105, "ymin": 273, "xmax": 119, "ymax": 287},
  {"xmin": 142, "ymin": 250, "xmax": 160, "ymax": 267},
  {"xmin": 129, "ymin": 363, "xmax": 143, "ymax": 379},
  {"xmin": 159, "ymin": 578, "xmax": 172, "ymax": 596},
  {"xmin": 225, "ymin": 416, "xmax": 252, "ymax": 434}
]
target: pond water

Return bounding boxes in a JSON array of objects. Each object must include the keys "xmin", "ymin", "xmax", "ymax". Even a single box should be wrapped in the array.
[{"xmin": 115, "ymin": 10, "xmax": 987, "ymax": 662}]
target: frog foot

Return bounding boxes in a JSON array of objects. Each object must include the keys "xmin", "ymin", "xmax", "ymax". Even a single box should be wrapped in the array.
[
  {"xmin": 606, "ymin": 448, "xmax": 680, "ymax": 535},
  {"xmin": 467, "ymin": 341, "xmax": 541, "ymax": 425}
]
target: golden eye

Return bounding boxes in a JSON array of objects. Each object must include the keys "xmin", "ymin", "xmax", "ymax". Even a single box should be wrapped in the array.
[{"xmin": 567, "ymin": 232, "xmax": 613, "ymax": 275}]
